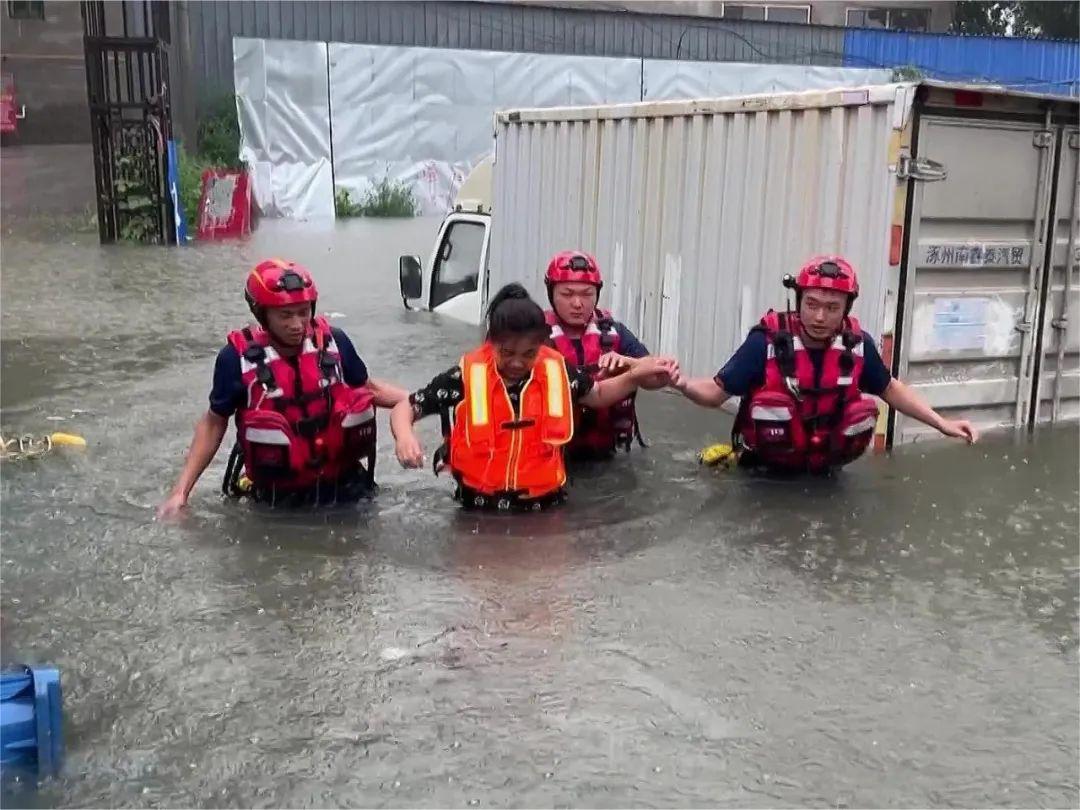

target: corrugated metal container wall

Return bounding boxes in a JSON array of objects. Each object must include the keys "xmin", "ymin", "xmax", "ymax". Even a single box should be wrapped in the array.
[
  {"xmin": 490, "ymin": 89, "xmax": 900, "ymax": 378},
  {"xmin": 843, "ymin": 29, "xmax": 1080, "ymax": 97},
  {"xmin": 894, "ymin": 88, "xmax": 1080, "ymax": 441},
  {"xmin": 176, "ymin": 0, "xmax": 848, "ymax": 99},
  {"xmin": 1034, "ymin": 128, "xmax": 1080, "ymax": 424}
]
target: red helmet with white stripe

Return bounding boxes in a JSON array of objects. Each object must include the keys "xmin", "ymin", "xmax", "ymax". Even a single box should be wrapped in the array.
[
  {"xmin": 794, "ymin": 255, "xmax": 859, "ymax": 299},
  {"xmin": 544, "ymin": 251, "xmax": 602, "ymax": 289},
  {"xmin": 244, "ymin": 259, "xmax": 318, "ymax": 317}
]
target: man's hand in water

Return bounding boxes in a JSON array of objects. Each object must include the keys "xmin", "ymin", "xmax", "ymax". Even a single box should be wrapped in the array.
[
  {"xmin": 156, "ymin": 491, "xmax": 188, "ymax": 520},
  {"xmin": 395, "ymin": 434, "xmax": 425, "ymax": 468},
  {"xmin": 939, "ymin": 419, "xmax": 978, "ymax": 444}
]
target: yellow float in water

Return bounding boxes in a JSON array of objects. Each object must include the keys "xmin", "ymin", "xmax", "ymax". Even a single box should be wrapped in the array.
[
  {"xmin": 49, "ymin": 432, "xmax": 87, "ymax": 448},
  {"xmin": 698, "ymin": 442, "xmax": 738, "ymax": 468},
  {"xmin": 1, "ymin": 432, "xmax": 87, "ymax": 460}
]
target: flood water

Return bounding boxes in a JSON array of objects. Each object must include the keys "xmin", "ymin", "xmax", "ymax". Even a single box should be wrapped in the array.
[{"xmin": 1, "ymin": 149, "xmax": 1078, "ymax": 808}]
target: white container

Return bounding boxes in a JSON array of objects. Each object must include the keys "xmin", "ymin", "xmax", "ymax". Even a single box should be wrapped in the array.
[{"xmin": 487, "ymin": 82, "xmax": 1079, "ymax": 444}]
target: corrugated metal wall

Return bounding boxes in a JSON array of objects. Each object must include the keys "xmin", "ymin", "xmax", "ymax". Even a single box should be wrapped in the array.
[
  {"xmin": 171, "ymin": 0, "xmax": 1079, "ymax": 139},
  {"xmin": 175, "ymin": 0, "xmax": 847, "ymax": 97},
  {"xmin": 489, "ymin": 89, "xmax": 900, "ymax": 379},
  {"xmin": 843, "ymin": 29, "xmax": 1080, "ymax": 96}
]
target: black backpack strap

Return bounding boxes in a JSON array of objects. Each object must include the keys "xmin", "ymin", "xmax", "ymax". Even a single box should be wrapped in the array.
[
  {"xmin": 770, "ymin": 316, "xmax": 800, "ymax": 393},
  {"xmin": 772, "ymin": 332, "xmax": 797, "ymax": 380},
  {"xmin": 240, "ymin": 328, "xmax": 278, "ymax": 395},
  {"xmin": 221, "ymin": 442, "xmax": 245, "ymax": 497},
  {"xmin": 633, "ymin": 410, "xmax": 648, "ymax": 449},
  {"xmin": 826, "ymin": 331, "xmax": 860, "ymax": 434},
  {"xmin": 432, "ymin": 403, "xmax": 453, "ymax": 476},
  {"xmin": 596, "ymin": 313, "xmax": 618, "ymax": 353}
]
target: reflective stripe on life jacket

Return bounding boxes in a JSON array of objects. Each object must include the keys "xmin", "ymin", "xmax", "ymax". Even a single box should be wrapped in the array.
[
  {"xmin": 226, "ymin": 316, "xmax": 376, "ymax": 493},
  {"xmin": 733, "ymin": 310, "xmax": 878, "ymax": 472},
  {"xmin": 449, "ymin": 343, "xmax": 573, "ymax": 500},
  {"xmin": 545, "ymin": 308, "xmax": 639, "ymax": 454}
]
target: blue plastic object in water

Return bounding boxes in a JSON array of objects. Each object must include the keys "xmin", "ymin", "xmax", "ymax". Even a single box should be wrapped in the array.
[{"xmin": 0, "ymin": 666, "xmax": 63, "ymax": 775}]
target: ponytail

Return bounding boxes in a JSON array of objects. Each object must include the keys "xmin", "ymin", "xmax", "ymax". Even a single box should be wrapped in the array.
[{"xmin": 485, "ymin": 283, "xmax": 548, "ymax": 342}]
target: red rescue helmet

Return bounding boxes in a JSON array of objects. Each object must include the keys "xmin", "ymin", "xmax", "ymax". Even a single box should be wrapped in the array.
[
  {"xmin": 790, "ymin": 255, "xmax": 859, "ymax": 299},
  {"xmin": 244, "ymin": 259, "xmax": 318, "ymax": 317},
  {"xmin": 544, "ymin": 250, "xmax": 603, "ymax": 290}
]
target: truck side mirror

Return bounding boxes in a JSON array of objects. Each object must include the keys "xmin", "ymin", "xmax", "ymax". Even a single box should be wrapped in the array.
[{"xmin": 399, "ymin": 255, "xmax": 423, "ymax": 309}]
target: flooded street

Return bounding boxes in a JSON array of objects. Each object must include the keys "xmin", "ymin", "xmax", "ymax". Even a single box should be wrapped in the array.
[{"xmin": 1, "ymin": 150, "xmax": 1078, "ymax": 808}]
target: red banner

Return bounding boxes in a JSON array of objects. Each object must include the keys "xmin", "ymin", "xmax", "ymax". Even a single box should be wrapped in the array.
[
  {"xmin": 1, "ymin": 74, "xmax": 18, "ymax": 135},
  {"xmin": 196, "ymin": 168, "xmax": 252, "ymax": 240}
]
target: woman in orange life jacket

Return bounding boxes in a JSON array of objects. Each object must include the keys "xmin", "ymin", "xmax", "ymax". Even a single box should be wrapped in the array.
[
  {"xmin": 543, "ymin": 250, "xmax": 670, "ymax": 461},
  {"xmin": 156, "ymin": 259, "xmax": 409, "ymax": 517},
  {"xmin": 668, "ymin": 255, "xmax": 978, "ymax": 473},
  {"xmin": 390, "ymin": 283, "xmax": 677, "ymax": 511}
]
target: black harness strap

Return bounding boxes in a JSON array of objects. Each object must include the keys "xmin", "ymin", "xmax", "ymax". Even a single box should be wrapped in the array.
[
  {"xmin": 596, "ymin": 313, "xmax": 617, "ymax": 353},
  {"xmin": 824, "ymin": 329, "xmax": 860, "ymax": 454},
  {"xmin": 433, "ymin": 403, "xmax": 453, "ymax": 476},
  {"xmin": 241, "ymin": 328, "xmax": 279, "ymax": 403},
  {"xmin": 597, "ymin": 314, "xmax": 647, "ymax": 451},
  {"xmin": 222, "ymin": 443, "xmax": 245, "ymax": 496}
]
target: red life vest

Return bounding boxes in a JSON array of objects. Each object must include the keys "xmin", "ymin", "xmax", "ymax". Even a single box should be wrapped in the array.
[
  {"xmin": 734, "ymin": 311, "xmax": 879, "ymax": 472},
  {"xmin": 545, "ymin": 309, "xmax": 639, "ymax": 454},
  {"xmin": 226, "ymin": 317, "xmax": 377, "ymax": 492}
]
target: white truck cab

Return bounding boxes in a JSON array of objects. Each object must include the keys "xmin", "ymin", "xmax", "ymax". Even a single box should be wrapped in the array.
[{"xmin": 398, "ymin": 158, "xmax": 492, "ymax": 326}]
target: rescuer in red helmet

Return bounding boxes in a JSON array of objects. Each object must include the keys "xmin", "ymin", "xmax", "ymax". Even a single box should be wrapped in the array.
[
  {"xmin": 668, "ymin": 255, "xmax": 977, "ymax": 472},
  {"xmin": 157, "ymin": 259, "xmax": 408, "ymax": 516},
  {"xmin": 542, "ymin": 250, "xmax": 667, "ymax": 459}
]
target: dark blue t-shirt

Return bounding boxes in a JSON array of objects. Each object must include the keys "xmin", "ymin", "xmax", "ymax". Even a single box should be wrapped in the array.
[
  {"xmin": 209, "ymin": 327, "xmax": 369, "ymax": 418},
  {"xmin": 715, "ymin": 329, "xmax": 891, "ymax": 397},
  {"xmin": 615, "ymin": 323, "xmax": 650, "ymax": 359}
]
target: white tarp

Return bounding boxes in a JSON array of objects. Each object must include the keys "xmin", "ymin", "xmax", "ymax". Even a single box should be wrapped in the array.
[
  {"xmin": 641, "ymin": 60, "xmax": 893, "ymax": 99},
  {"xmin": 328, "ymin": 43, "xmax": 643, "ymax": 216},
  {"xmin": 234, "ymin": 38, "xmax": 335, "ymax": 220},
  {"xmin": 234, "ymin": 37, "xmax": 891, "ymax": 220}
]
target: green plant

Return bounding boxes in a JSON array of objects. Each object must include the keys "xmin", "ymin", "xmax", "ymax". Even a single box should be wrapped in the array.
[
  {"xmin": 114, "ymin": 152, "xmax": 159, "ymax": 243},
  {"xmin": 334, "ymin": 186, "xmax": 363, "ymax": 218},
  {"xmin": 357, "ymin": 174, "xmax": 419, "ymax": 218},
  {"xmin": 177, "ymin": 144, "xmax": 209, "ymax": 228},
  {"xmin": 196, "ymin": 93, "xmax": 243, "ymax": 169},
  {"xmin": 952, "ymin": 1, "xmax": 1079, "ymax": 38},
  {"xmin": 892, "ymin": 65, "xmax": 926, "ymax": 81}
]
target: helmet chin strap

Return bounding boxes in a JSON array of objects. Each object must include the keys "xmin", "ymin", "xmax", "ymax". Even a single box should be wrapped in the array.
[{"xmin": 249, "ymin": 304, "xmax": 267, "ymax": 328}]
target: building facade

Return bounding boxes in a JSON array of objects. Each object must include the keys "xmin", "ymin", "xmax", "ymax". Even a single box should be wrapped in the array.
[{"xmin": 1, "ymin": 0, "xmax": 89, "ymax": 143}]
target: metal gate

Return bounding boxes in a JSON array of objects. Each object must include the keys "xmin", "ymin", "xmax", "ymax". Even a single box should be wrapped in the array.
[
  {"xmin": 81, "ymin": 1, "xmax": 175, "ymax": 244},
  {"xmin": 896, "ymin": 105, "xmax": 1079, "ymax": 442}
]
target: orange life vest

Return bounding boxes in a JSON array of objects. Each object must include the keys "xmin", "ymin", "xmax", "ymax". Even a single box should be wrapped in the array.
[{"xmin": 448, "ymin": 343, "xmax": 574, "ymax": 500}]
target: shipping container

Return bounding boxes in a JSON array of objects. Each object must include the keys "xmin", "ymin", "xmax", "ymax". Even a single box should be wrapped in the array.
[{"xmin": 481, "ymin": 81, "xmax": 1079, "ymax": 445}]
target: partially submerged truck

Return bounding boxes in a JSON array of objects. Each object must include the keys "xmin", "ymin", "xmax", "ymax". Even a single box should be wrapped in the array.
[{"xmin": 400, "ymin": 81, "xmax": 1079, "ymax": 446}]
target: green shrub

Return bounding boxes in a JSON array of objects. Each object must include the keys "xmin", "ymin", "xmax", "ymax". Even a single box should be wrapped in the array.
[
  {"xmin": 335, "ymin": 187, "xmax": 363, "ymax": 218},
  {"xmin": 892, "ymin": 65, "xmax": 925, "ymax": 82},
  {"xmin": 196, "ymin": 94, "xmax": 243, "ymax": 169},
  {"xmin": 177, "ymin": 145, "xmax": 209, "ymax": 228},
  {"xmin": 114, "ymin": 152, "xmax": 159, "ymax": 243},
  {"xmin": 357, "ymin": 175, "xmax": 419, "ymax": 218}
]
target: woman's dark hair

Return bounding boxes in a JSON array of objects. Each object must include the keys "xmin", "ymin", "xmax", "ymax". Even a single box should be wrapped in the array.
[{"xmin": 486, "ymin": 283, "xmax": 548, "ymax": 342}]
